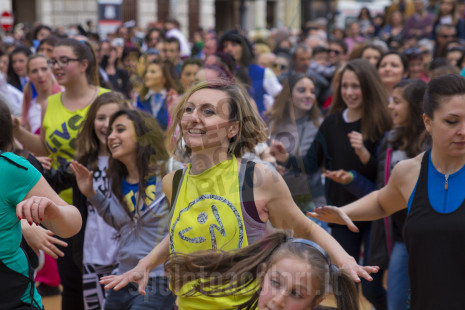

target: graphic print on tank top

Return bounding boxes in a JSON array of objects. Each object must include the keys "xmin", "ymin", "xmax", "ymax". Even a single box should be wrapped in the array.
[{"xmin": 170, "ymin": 156, "xmax": 249, "ymax": 254}]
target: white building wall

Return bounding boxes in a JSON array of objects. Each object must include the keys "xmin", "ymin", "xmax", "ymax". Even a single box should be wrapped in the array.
[
  {"xmin": 38, "ymin": 0, "xmax": 97, "ymax": 28},
  {"xmin": 200, "ymin": 0, "xmax": 214, "ymax": 31},
  {"xmin": 138, "ymin": 0, "xmax": 156, "ymax": 28}
]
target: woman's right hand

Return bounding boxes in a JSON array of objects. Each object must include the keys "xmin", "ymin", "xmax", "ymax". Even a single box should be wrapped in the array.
[
  {"xmin": 70, "ymin": 161, "xmax": 96, "ymax": 198},
  {"xmin": 269, "ymin": 140, "xmax": 289, "ymax": 163},
  {"xmin": 307, "ymin": 206, "xmax": 359, "ymax": 233},
  {"xmin": 100, "ymin": 260, "xmax": 150, "ymax": 295},
  {"xmin": 324, "ymin": 169, "xmax": 353, "ymax": 184}
]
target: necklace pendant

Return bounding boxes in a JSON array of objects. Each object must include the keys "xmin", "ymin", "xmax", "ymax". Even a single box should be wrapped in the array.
[{"xmin": 445, "ymin": 174, "xmax": 449, "ymax": 191}]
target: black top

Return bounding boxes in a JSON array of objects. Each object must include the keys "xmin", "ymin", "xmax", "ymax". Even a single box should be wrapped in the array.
[
  {"xmin": 404, "ymin": 150, "xmax": 465, "ymax": 310},
  {"xmin": 286, "ymin": 112, "xmax": 379, "ymax": 207}
]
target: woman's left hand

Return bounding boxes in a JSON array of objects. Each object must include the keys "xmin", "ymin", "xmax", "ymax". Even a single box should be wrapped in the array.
[
  {"xmin": 17, "ymin": 196, "xmax": 59, "ymax": 226},
  {"xmin": 348, "ymin": 131, "xmax": 370, "ymax": 164}
]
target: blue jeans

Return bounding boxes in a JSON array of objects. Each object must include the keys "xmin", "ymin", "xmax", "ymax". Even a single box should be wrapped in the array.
[
  {"xmin": 331, "ymin": 223, "xmax": 387, "ymax": 310},
  {"xmin": 387, "ymin": 242, "xmax": 410, "ymax": 310},
  {"xmin": 104, "ymin": 276, "xmax": 176, "ymax": 310}
]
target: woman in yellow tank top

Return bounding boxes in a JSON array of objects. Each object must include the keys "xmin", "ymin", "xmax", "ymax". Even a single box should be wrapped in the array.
[
  {"xmin": 12, "ymin": 38, "xmax": 109, "ymax": 310},
  {"xmin": 100, "ymin": 80, "xmax": 379, "ymax": 309}
]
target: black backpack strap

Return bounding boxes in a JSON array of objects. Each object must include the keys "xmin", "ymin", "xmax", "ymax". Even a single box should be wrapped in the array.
[{"xmin": 170, "ymin": 169, "xmax": 184, "ymax": 209}]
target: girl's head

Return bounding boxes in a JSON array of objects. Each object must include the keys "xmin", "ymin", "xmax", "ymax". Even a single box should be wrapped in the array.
[
  {"xmin": 107, "ymin": 109, "xmax": 169, "ymax": 216},
  {"xmin": 165, "ymin": 231, "xmax": 358, "ymax": 310},
  {"xmin": 194, "ymin": 65, "xmax": 235, "ymax": 84},
  {"xmin": 331, "ymin": 59, "xmax": 391, "ymax": 141},
  {"xmin": 423, "ymin": 74, "xmax": 465, "ymax": 156},
  {"xmin": 360, "ymin": 45, "xmax": 383, "ymax": 66},
  {"xmin": 389, "ymin": 10, "xmax": 404, "ymax": 26},
  {"xmin": 445, "ymin": 46, "xmax": 465, "ymax": 67},
  {"xmin": 32, "ymin": 25, "xmax": 52, "ymax": 41},
  {"xmin": 0, "ymin": 99, "xmax": 14, "ymax": 152},
  {"xmin": 26, "ymin": 54, "xmax": 54, "ymax": 92},
  {"xmin": 180, "ymin": 58, "xmax": 202, "ymax": 92},
  {"xmin": 389, "ymin": 79, "xmax": 428, "ymax": 157},
  {"xmin": 7, "ymin": 46, "xmax": 32, "ymax": 84},
  {"xmin": 140, "ymin": 60, "xmax": 180, "ymax": 97},
  {"xmin": 390, "ymin": 79, "xmax": 427, "ymax": 127},
  {"xmin": 377, "ymin": 51, "xmax": 407, "ymax": 91},
  {"xmin": 51, "ymin": 38, "xmax": 99, "ymax": 86},
  {"xmin": 267, "ymin": 73, "xmax": 321, "ymax": 131},
  {"xmin": 75, "ymin": 92, "xmax": 130, "ymax": 170},
  {"xmin": 404, "ymin": 48, "xmax": 425, "ymax": 79},
  {"xmin": 220, "ymin": 30, "xmax": 254, "ymax": 67},
  {"xmin": 258, "ymin": 239, "xmax": 358, "ymax": 310},
  {"xmin": 168, "ymin": 79, "xmax": 267, "ymax": 158},
  {"xmin": 438, "ymin": 0, "xmax": 456, "ymax": 17},
  {"xmin": 37, "ymin": 35, "xmax": 58, "ymax": 59}
]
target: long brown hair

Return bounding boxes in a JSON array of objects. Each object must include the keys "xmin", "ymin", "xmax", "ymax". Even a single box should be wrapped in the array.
[
  {"xmin": 167, "ymin": 79, "xmax": 268, "ymax": 158},
  {"xmin": 330, "ymin": 58, "xmax": 392, "ymax": 142},
  {"xmin": 75, "ymin": 92, "xmax": 130, "ymax": 171},
  {"xmin": 389, "ymin": 79, "xmax": 428, "ymax": 158},
  {"xmin": 107, "ymin": 109, "xmax": 169, "ymax": 218},
  {"xmin": 165, "ymin": 231, "xmax": 359, "ymax": 310},
  {"xmin": 139, "ymin": 60, "xmax": 181, "ymax": 99},
  {"xmin": 266, "ymin": 73, "xmax": 323, "ymax": 134}
]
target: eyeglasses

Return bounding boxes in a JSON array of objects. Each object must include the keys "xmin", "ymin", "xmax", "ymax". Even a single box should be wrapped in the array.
[
  {"xmin": 329, "ymin": 49, "xmax": 342, "ymax": 55},
  {"xmin": 48, "ymin": 57, "xmax": 82, "ymax": 67},
  {"xmin": 404, "ymin": 48, "xmax": 422, "ymax": 56}
]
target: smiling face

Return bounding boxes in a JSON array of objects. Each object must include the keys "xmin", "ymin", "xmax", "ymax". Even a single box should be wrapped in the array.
[
  {"xmin": 181, "ymin": 64, "xmax": 200, "ymax": 91},
  {"xmin": 107, "ymin": 114, "xmax": 138, "ymax": 163},
  {"xmin": 181, "ymin": 88, "xmax": 238, "ymax": 154},
  {"xmin": 378, "ymin": 54, "xmax": 405, "ymax": 89},
  {"xmin": 12, "ymin": 52, "xmax": 28, "ymax": 77},
  {"xmin": 389, "ymin": 87, "xmax": 409, "ymax": 127},
  {"xmin": 291, "ymin": 77, "xmax": 316, "ymax": 119},
  {"xmin": 408, "ymin": 58, "xmax": 424, "ymax": 79},
  {"xmin": 424, "ymin": 95, "xmax": 465, "ymax": 158},
  {"xmin": 51, "ymin": 45, "xmax": 85, "ymax": 86},
  {"xmin": 258, "ymin": 257, "xmax": 318, "ymax": 310},
  {"xmin": 144, "ymin": 63, "xmax": 166, "ymax": 91},
  {"xmin": 341, "ymin": 69, "xmax": 363, "ymax": 114},
  {"xmin": 27, "ymin": 57, "xmax": 53, "ymax": 93},
  {"xmin": 94, "ymin": 103, "xmax": 121, "ymax": 146}
]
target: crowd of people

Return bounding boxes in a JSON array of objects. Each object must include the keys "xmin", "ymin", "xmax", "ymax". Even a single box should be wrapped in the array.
[{"xmin": 2, "ymin": 0, "xmax": 465, "ymax": 309}]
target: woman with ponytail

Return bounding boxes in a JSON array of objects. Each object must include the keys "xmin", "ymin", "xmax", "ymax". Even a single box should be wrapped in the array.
[
  {"xmin": 165, "ymin": 230, "xmax": 359, "ymax": 310},
  {"xmin": 13, "ymin": 38, "xmax": 110, "ymax": 310}
]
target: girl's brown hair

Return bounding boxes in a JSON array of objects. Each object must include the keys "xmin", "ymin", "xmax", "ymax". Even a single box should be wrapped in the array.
[
  {"xmin": 139, "ymin": 60, "xmax": 181, "ymax": 99},
  {"xmin": 167, "ymin": 79, "xmax": 268, "ymax": 158},
  {"xmin": 55, "ymin": 38, "xmax": 100, "ymax": 86},
  {"xmin": 330, "ymin": 58, "xmax": 392, "ymax": 142},
  {"xmin": 107, "ymin": 109, "xmax": 169, "ymax": 218},
  {"xmin": 389, "ymin": 79, "xmax": 428, "ymax": 158},
  {"xmin": 165, "ymin": 231, "xmax": 359, "ymax": 310},
  {"xmin": 75, "ymin": 92, "xmax": 130, "ymax": 171},
  {"xmin": 266, "ymin": 73, "xmax": 323, "ymax": 134}
]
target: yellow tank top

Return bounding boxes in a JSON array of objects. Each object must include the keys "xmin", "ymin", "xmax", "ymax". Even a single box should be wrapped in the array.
[
  {"xmin": 42, "ymin": 88, "xmax": 109, "ymax": 202},
  {"xmin": 169, "ymin": 156, "xmax": 256, "ymax": 309}
]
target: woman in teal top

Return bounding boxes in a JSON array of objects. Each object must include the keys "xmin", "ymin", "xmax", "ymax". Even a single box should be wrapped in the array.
[{"xmin": 0, "ymin": 99, "xmax": 82, "ymax": 309}]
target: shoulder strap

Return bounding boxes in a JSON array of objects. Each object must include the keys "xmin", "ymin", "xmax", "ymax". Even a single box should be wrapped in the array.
[{"xmin": 171, "ymin": 169, "xmax": 184, "ymax": 209}]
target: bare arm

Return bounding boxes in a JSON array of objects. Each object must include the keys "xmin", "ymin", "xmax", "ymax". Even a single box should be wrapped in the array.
[
  {"xmin": 13, "ymin": 117, "xmax": 49, "ymax": 156},
  {"xmin": 18, "ymin": 176, "xmax": 82, "ymax": 238},
  {"xmin": 254, "ymin": 164, "xmax": 378, "ymax": 282}
]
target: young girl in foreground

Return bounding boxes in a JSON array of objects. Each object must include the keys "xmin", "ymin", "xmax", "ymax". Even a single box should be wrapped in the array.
[{"xmin": 165, "ymin": 231, "xmax": 359, "ymax": 310}]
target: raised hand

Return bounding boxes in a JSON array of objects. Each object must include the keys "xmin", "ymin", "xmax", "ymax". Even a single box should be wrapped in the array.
[
  {"xmin": 100, "ymin": 261, "xmax": 150, "ymax": 295},
  {"xmin": 338, "ymin": 255, "xmax": 380, "ymax": 282},
  {"xmin": 347, "ymin": 131, "xmax": 370, "ymax": 164},
  {"xmin": 70, "ymin": 161, "xmax": 96, "ymax": 198},
  {"xmin": 269, "ymin": 140, "xmax": 289, "ymax": 163},
  {"xmin": 36, "ymin": 156, "xmax": 53, "ymax": 171},
  {"xmin": 307, "ymin": 206, "xmax": 359, "ymax": 233}
]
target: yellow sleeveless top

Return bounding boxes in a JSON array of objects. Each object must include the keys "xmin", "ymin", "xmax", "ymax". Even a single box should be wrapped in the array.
[
  {"xmin": 42, "ymin": 88, "xmax": 109, "ymax": 203},
  {"xmin": 169, "ymin": 156, "xmax": 257, "ymax": 309}
]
